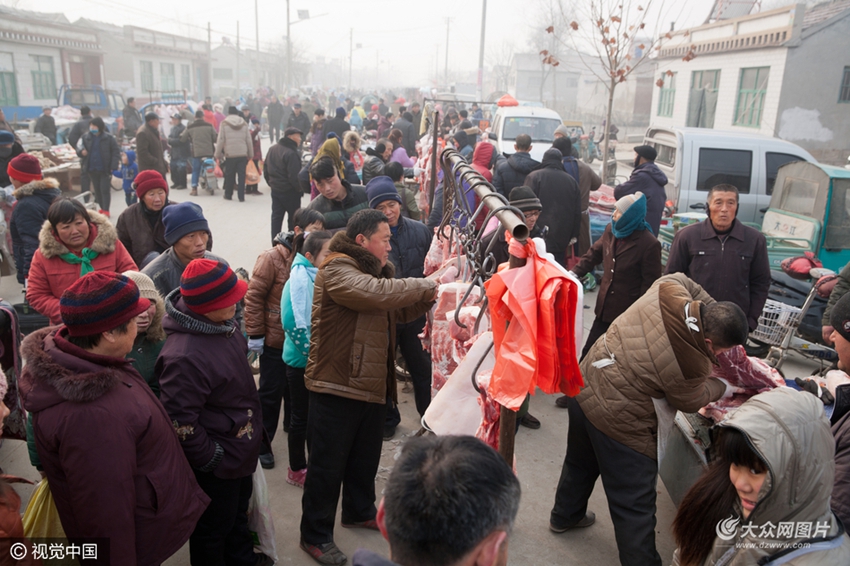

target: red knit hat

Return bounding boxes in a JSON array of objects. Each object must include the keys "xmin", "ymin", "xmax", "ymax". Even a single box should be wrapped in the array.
[
  {"xmin": 60, "ymin": 272, "xmax": 151, "ymax": 336},
  {"xmin": 134, "ymin": 169, "xmax": 169, "ymax": 200},
  {"xmin": 180, "ymin": 259, "xmax": 247, "ymax": 315},
  {"xmin": 7, "ymin": 154, "xmax": 42, "ymax": 183}
]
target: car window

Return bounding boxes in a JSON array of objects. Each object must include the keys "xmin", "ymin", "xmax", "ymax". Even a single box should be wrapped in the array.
[
  {"xmin": 654, "ymin": 143, "xmax": 676, "ymax": 168},
  {"xmin": 697, "ymin": 148, "xmax": 752, "ymax": 194},
  {"xmin": 67, "ymin": 90, "xmax": 101, "ymax": 106},
  {"xmin": 825, "ymin": 178, "xmax": 850, "ymax": 249},
  {"xmin": 766, "ymin": 152, "xmax": 805, "ymax": 195},
  {"xmin": 501, "ymin": 117, "xmax": 562, "ymax": 143}
]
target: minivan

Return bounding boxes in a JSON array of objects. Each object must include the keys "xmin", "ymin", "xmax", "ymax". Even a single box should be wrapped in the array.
[
  {"xmin": 643, "ymin": 127, "xmax": 816, "ymax": 224},
  {"xmin": 488, "ymin": 106, "xmax": 564, "ymax": 163}
]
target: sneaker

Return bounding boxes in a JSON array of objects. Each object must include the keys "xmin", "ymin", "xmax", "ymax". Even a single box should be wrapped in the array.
[
  {"xmin": 383, "ymin": 425, "xmax": 396, "ymax": 440},
  {"xmin": 251, "ymin": 190, "xmax": 263, "ymax": 196},
  {"xmin": 287, "ymin": 467, "xmax": 307, "ymax": 488},
  {"xmin": 555, "ymin": 395, "xmax": 570, "ymax": 408},
  {"xmin": 300, "ymin": 539, "xmax": 347, "ymax": 565},
  {"xmin": 519, "ymin": 413, "xmax": 541, "ymax": 429},
  {"xmin": 254, "ymin": 553, "xmax": 275, "ymax": 566},
  {"xmin": 341, "ymin": 518, "xmax": 379, "ymax": 531},
  {"xmin": 549, "ymin": 512, "xmax": 596, "ymax": 533},
  {"xmin": 259, "ymin": 452, "xmax": 275, "ymax": 469}
]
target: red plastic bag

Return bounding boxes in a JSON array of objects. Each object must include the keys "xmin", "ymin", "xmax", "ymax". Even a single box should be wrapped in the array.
[
  {"xmin": 780, "ymin": 251, "xmax": 822, "ymax": 280},
  {"xmin": 214, "ymin": 160, "xmax": 224, "ymax": 178}
]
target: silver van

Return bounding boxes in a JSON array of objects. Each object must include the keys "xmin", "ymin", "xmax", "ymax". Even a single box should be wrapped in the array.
[{"xmin": 643, "ymin": 127, "xmax": 816, "ymax": 224}]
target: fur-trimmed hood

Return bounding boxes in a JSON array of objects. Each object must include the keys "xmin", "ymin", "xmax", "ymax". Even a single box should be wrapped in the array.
[
  {"xmin": 19, "ymin": 327, "xmax": 131, "ymax": 412},
  {"xmin": 13, "ymin": 177, "xmax": 60, "ymax": 199},
  {"xmin": 37, "ymin": 209, "xmax": 118, "ymax": 259},
  {"xmin": 326, "ymin": 231, "xmax": 395, "ymax": 279}
]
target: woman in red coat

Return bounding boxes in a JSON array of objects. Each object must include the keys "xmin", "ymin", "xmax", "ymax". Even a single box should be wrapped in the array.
[{"xmin": 27, "ymin": 197, "xmax": 137, "ymax": 324}]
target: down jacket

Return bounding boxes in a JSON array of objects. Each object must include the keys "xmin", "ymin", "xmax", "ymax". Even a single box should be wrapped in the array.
[
  {"xmin": 388, "ymin": 216, "xmax": 432, "ymax": 279},
  {"xmin": 525, "ymin": 149, "xmax": 582, "ymax": 257},
  {"xmin": 214, "ymin": 114, "xmax": 252, "ymax": 160},
  {"xmin": 674, "ymin": 388, "xmax": 850, "ymax": 565},
  {"xmin": 115, "ymin": 201, "xmax": 173, "ymax": 267},
  {"xmin": 10, "ymin": 177, "xmax": 61, "ymax": 284},
  {"xmin": 306, "ymin": 180, "xmax": 369, "ymax": 231},
  {"xmin": 561, "ymin": 155, "xmax": 602, "ymax": 256},
  {"xmin": 157, "ymin": 292, "xmax": 263, "ymax": 479},
  {"xmin": 492, "ymin": 151, "xmax": 539, "ymax": 196},
  {"xmin": 26, "ymin": 211, "xmax": 138, "ymax": 324},
  {"xmin": 244, "ymin": 243, "xmax": 292, "ymax": 349},
  {"xmin": 577, "ymin": 273, "xmax": 727, "ymax": 460},
  {"xmin": 19, "ymin": 326, "xmax": 209, "ymax": 566},
  {"xmin": 613, "ymin": 162, "xmax": 668, "ymax": 235},
  {"xmin": 181, "ymin": 118, "xmax": 218, "ymax": 158},
  {"xmin": 135, "ymin": 124, "xmax": 167, "ymax": 176},
  {"xmin": 305, "ymin": 232, "xmax": 436, "ymax": 404}
]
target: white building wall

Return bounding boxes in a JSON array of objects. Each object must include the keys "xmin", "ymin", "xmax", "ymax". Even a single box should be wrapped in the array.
[
  {"xmin": 648, "ymin": 47, "xmax": 789, "ymax": 136},
  {"xmin": 0, "ymin": 43, "xmax": 63, "ymax": 105}
]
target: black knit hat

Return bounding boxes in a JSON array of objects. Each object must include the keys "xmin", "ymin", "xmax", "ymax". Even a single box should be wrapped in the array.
[
  {"xmin": 634, "ymin": 145, "xmax": 657, "ymax": 161},
  {"xmin": 509, "ymin": 186, "xmax": 542, "ymax": 212},
  {"xmin": 831, "ymin": 292, "xmax": 850, "ymax": 342}
]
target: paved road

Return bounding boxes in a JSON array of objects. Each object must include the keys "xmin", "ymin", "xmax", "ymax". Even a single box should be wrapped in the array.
[{"xmin": 0, "ymin": 136, "xmax": 826, "ymax": 565}]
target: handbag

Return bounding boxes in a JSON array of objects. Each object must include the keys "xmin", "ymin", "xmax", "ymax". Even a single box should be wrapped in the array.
[{"xmin": 246, "ymin": 160, "xmax": 260, "ymax": 184}]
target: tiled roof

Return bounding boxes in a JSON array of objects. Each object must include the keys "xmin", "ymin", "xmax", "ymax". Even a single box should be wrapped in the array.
[{"xmin": 803, "ymin": 0, "xmax": 850, "ymax": 30}]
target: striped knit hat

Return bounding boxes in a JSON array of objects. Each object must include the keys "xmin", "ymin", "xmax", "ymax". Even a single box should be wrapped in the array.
[
  {"xmin": 180, "ymin": 259, "xmax": 247, "ymax": 315},
  {"xmin": 60, "ymin": 272, "xmax": 151, "ymax": 336}
]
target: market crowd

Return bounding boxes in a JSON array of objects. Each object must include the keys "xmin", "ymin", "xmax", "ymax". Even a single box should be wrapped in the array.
[{"xmin": 0, "ymin": 85, "xmax": 849, "ymax": 566}]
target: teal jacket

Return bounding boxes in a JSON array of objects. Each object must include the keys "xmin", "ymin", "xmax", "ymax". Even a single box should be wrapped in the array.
[
  {"xmin": 126, "ymin": 334, "xmax": 165, "ymax": 397},
  {"xmin": 281, "ymin": 253, "xmax": 316, "ymax": 368}
]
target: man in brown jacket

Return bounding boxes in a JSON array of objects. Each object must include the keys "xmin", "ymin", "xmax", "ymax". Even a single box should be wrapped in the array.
[
  {"xmin": 550, "ymin": 273, "xmax": 748, "ymax": 566},
  {"xmin": 300, "ymin": 209, "xmax": 437, "ymax": 566},
  {"xmin": 135, "ymin": 113, "xmax": 168, "ymax": 177}
]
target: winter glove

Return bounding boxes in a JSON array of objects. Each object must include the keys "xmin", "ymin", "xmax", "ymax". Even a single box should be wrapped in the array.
[
  {"xmin": 717, "ymin": 378, "xmax": 735, "ymax": 399},
  {"xmin": 794, "ymin": 377, "xmax": 835, "ymax": 405},
  {"xmin": 247, "ymin": 337, "xmax": 264, "ymax": 355}
]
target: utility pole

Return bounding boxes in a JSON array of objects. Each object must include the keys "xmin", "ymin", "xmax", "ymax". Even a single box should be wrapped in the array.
[
  {"xmin": 286, "ymin": 0, "xmax": 291, "ymax": 91},
  {"xmin": 207, "ymin": 22, "xmax": 212, "ymax": 100},
  {"xmin": 236, "ymin": 21, "xmax": 240, "ymax": 97},
  {"xmin": 444, "ymin": 18, "xmax": 450, "ymax": 88},
  {"xmin": 348, "ymin": 28, "xmax": 353, "ymax": 90},
  {"xmin": 477, "ymin": 0, "xmax": 487, "ymax": 101},
  {"xmin": 254, "ymin": 0, "xmax": 260, "ymax": 88}
]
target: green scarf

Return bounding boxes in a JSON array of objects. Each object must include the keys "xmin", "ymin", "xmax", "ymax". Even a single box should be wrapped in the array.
[{"xmin": 59, "ymin": 248, "xmax": 100, "ymax": 276}]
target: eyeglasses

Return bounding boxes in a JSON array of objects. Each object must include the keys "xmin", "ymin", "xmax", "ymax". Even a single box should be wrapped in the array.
[{"xmin": 523, "ymin": 211, "xmax": 541, "ymax": 220}]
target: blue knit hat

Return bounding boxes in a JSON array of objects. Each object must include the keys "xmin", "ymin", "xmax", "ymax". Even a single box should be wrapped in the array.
[
  {"xmin": 0, "ymin": 131, "xmax": 14, "ymax": 144},
  {"xmin": 366, "ymin": 176, "xmax": 402, "ymax": 208},
  {"xmin": 162, "ymin": 202, "xmax": 210, "ymax": 245},
  {"xmin": 336, "ymin": 106, "xmax": 346, "ymax": 118}
]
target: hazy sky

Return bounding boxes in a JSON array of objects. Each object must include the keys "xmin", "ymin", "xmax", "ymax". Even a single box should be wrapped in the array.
[{"xmin": 7, "ymin": 0, "xmax": 742, "ymax": 85}]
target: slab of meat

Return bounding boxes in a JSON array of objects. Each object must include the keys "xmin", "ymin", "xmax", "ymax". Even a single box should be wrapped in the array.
[
  {"xmin": 427, "ymin": 283, "xmax": 484, "ymax": 395},
  {"xmin": 424, "ymin": 227, "xmax": 455, "ymax": 276},
  {"xmin": 699, "ymin": 345, "xmax": 785, "ymax": 422}
]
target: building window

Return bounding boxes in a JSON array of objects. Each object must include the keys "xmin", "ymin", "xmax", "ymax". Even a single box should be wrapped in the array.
[
  {"xmin": 161, "ymin": 63, "xmax": 175, "ymax": 91},
  {"xmin": 657, "ymin": 73, "xmax": 676, "ymax": 117},
  {"xmin": 30, "ymin": 55, "xmax": 56, "ymax": 100},
  {"xmin": 734, "ymin": 67, "xmax": 770, "ymax": 127},
  {"xmin": 687, "ymin": 70, "xmax": 720, "ymax": 128},
  {"xmin": 840, "ymin": 66, "xmax": 850, "ymax": 102},
  {"xmin": 140, "ymin": 61, "xmax": 154, "ymax": 92},
  {"xmin": 0, "ymin": 53, "xmax": 16, "ymax": 106},
  {"xmin": 213, "ymin": 68, "xmax": 233, "ymax": 80},
  {"xmin": 181, "ymin": 64, "xmax": 191, "ymax": 91}
]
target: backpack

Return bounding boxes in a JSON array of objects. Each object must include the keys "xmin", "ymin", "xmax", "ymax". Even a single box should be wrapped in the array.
[{"xmin": 562, "ymin": 156, "xmax": 580, "ymax": 185}]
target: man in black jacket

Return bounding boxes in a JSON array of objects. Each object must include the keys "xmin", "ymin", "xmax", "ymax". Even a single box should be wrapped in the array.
[
  {"xmin": 168, "ymin": 114, "xmax": 189, "ymax": 190},
  {"xmin": 287, "ymin": 103, "xmax": 311, "ymax": 147},
  {"xmin": 34, "ymin": 107, "xmax": 57, "ymax": 144},
  {"xmin": 306, "ymin": 157, "xmax": 369, "ymax": 231},
  {"xmin": 265, "ymin": 127, "xmax": 304, "ymax": 242},
  {"xmin": 267, "ymin": 95, "xmax": 284, "ymax": 141},
  {"xmin": 365, "ymin": 176, "xmax": 433, "ymax": 439},
  {"xmin": 492, "ymin": 134, "xmax": 539, "ymax": 196},
  {"xmin": 613, "ymin": 145, "xmax": 668, "ymax": 234},
  {"xmin": 525, "ymin": 148, "xmax": 581, "ymax": 267},
  {"xmin": 122, "ymin": 97, "xmax": 143, "ymax": 137},
  {"xmin": 391, "ymin": 112, "xmax": 417, "ymax": 157},
  {"xmin": 324, "ymin": 107, "xmax": 350, "ymax": 141},
  {"xmin": 68, "ymin": 106, "xmax": 94, "ymax": 194}
]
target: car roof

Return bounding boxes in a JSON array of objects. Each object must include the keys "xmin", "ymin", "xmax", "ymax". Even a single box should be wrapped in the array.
[
  {"xmin": 495, "ymin": 106, "xmax": 562, "ymax": 119},
  {"xmin": 645, "ymin": 126, "xmax": 815, "ymax": 158}
]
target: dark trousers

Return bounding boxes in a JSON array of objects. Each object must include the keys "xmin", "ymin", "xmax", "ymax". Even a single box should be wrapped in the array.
[
  {"xmin": 270, "ymin": 189, "xmax": 302, "ymax": 243},
  {"xmin": 581, "ymin": 318, "xmax": 611, "ymax": 361},
  {"xmin": 124, "ymin": 191, "xmax": 137, "ymax": 206},
  {"xmin": 88, "ymin": 170, "xmax": 111, "ymax": 213},
  {"xmin": 258, "ymin": 346, "xmax": 290, "ymax": 455},
  {"xmin": 269, "ymin": 123, "xmax": 281, "ymax": 142},
  {"xmin": 191, "ymin": 471, "xmax": 257, "ymax": 566},
  {"xmin": 223, "ymin": 156, "xmax": 248, "ymax": 201},
  {"xmin": 171, "ymin": 158, "xmax": 187, "ymax": 187},
  {"xmin": 385, "ymin": 317, "xmax": 432, "ymax": 427},
  {"xmin": 301, "ymin": 391, "xmax": 386, "ymax": 544},
  {"xmin": 551, "ymin": 397, "xmax": 661, "ymax": 566},
  {"xmin": 286, "ymin": 365, "xmax": 310, "ymax": 471},
  {"xmin": 80, "ymin": 170, "xmax": 91, "ymax": 194}
]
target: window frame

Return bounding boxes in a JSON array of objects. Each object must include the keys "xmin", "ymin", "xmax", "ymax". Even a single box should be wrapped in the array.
[
  {"xmin": 140, "ymin": 61, "xmax": 154, "ymax": 92},
  {"xmin": 839, "ymin": 66, "xmax": 850, "ymax": 103},
  {"xmin": 734, "ymin": 67, "xmax": 770, "ymax": 128},
  {"xmin": 181, "ymin": 64, "xmax": 191, "ymax": 91},
  {"xmin": 657, "ymin": 72, "xmax": 676, "ymax": 117},
  {"xmin": 30, "ymin": 55, "xmax": 56, "ymax": 100},
  {"xmin": 160, "ymin": 62, "xmax": 175, "ymax": 91}
]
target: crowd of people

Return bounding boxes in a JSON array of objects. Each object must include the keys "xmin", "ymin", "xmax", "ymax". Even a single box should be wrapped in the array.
[{"xmin": 1, "ymin": 83, "xmax": 850, "ymax": 566}]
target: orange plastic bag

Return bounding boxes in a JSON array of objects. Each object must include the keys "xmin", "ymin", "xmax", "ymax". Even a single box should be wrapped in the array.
[
  {"xmin": 246, "ymin": 159, "xmax": 260, "ymax": 184},
  {"xmin": 214, "ymin": 160, "xmax": 224, "ymax": 178}
]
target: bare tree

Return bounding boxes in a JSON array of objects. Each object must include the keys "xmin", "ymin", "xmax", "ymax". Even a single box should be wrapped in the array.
[
  {"xmin": 549, "ymin": 0, "xmax": 670, "ymax": 181},
  {"xmin": 486, "ymin": 41, "xmax": 517, "ymax": 94}
]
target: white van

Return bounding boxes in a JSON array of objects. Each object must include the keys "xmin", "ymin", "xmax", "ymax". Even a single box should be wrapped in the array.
[
  {"xmin": 488, "ymin": 106, "xmax": 564, "ymax": 163},
  {"xmin": 643, "ymin": 127, "xmax": 816, "ymax": 224}
]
